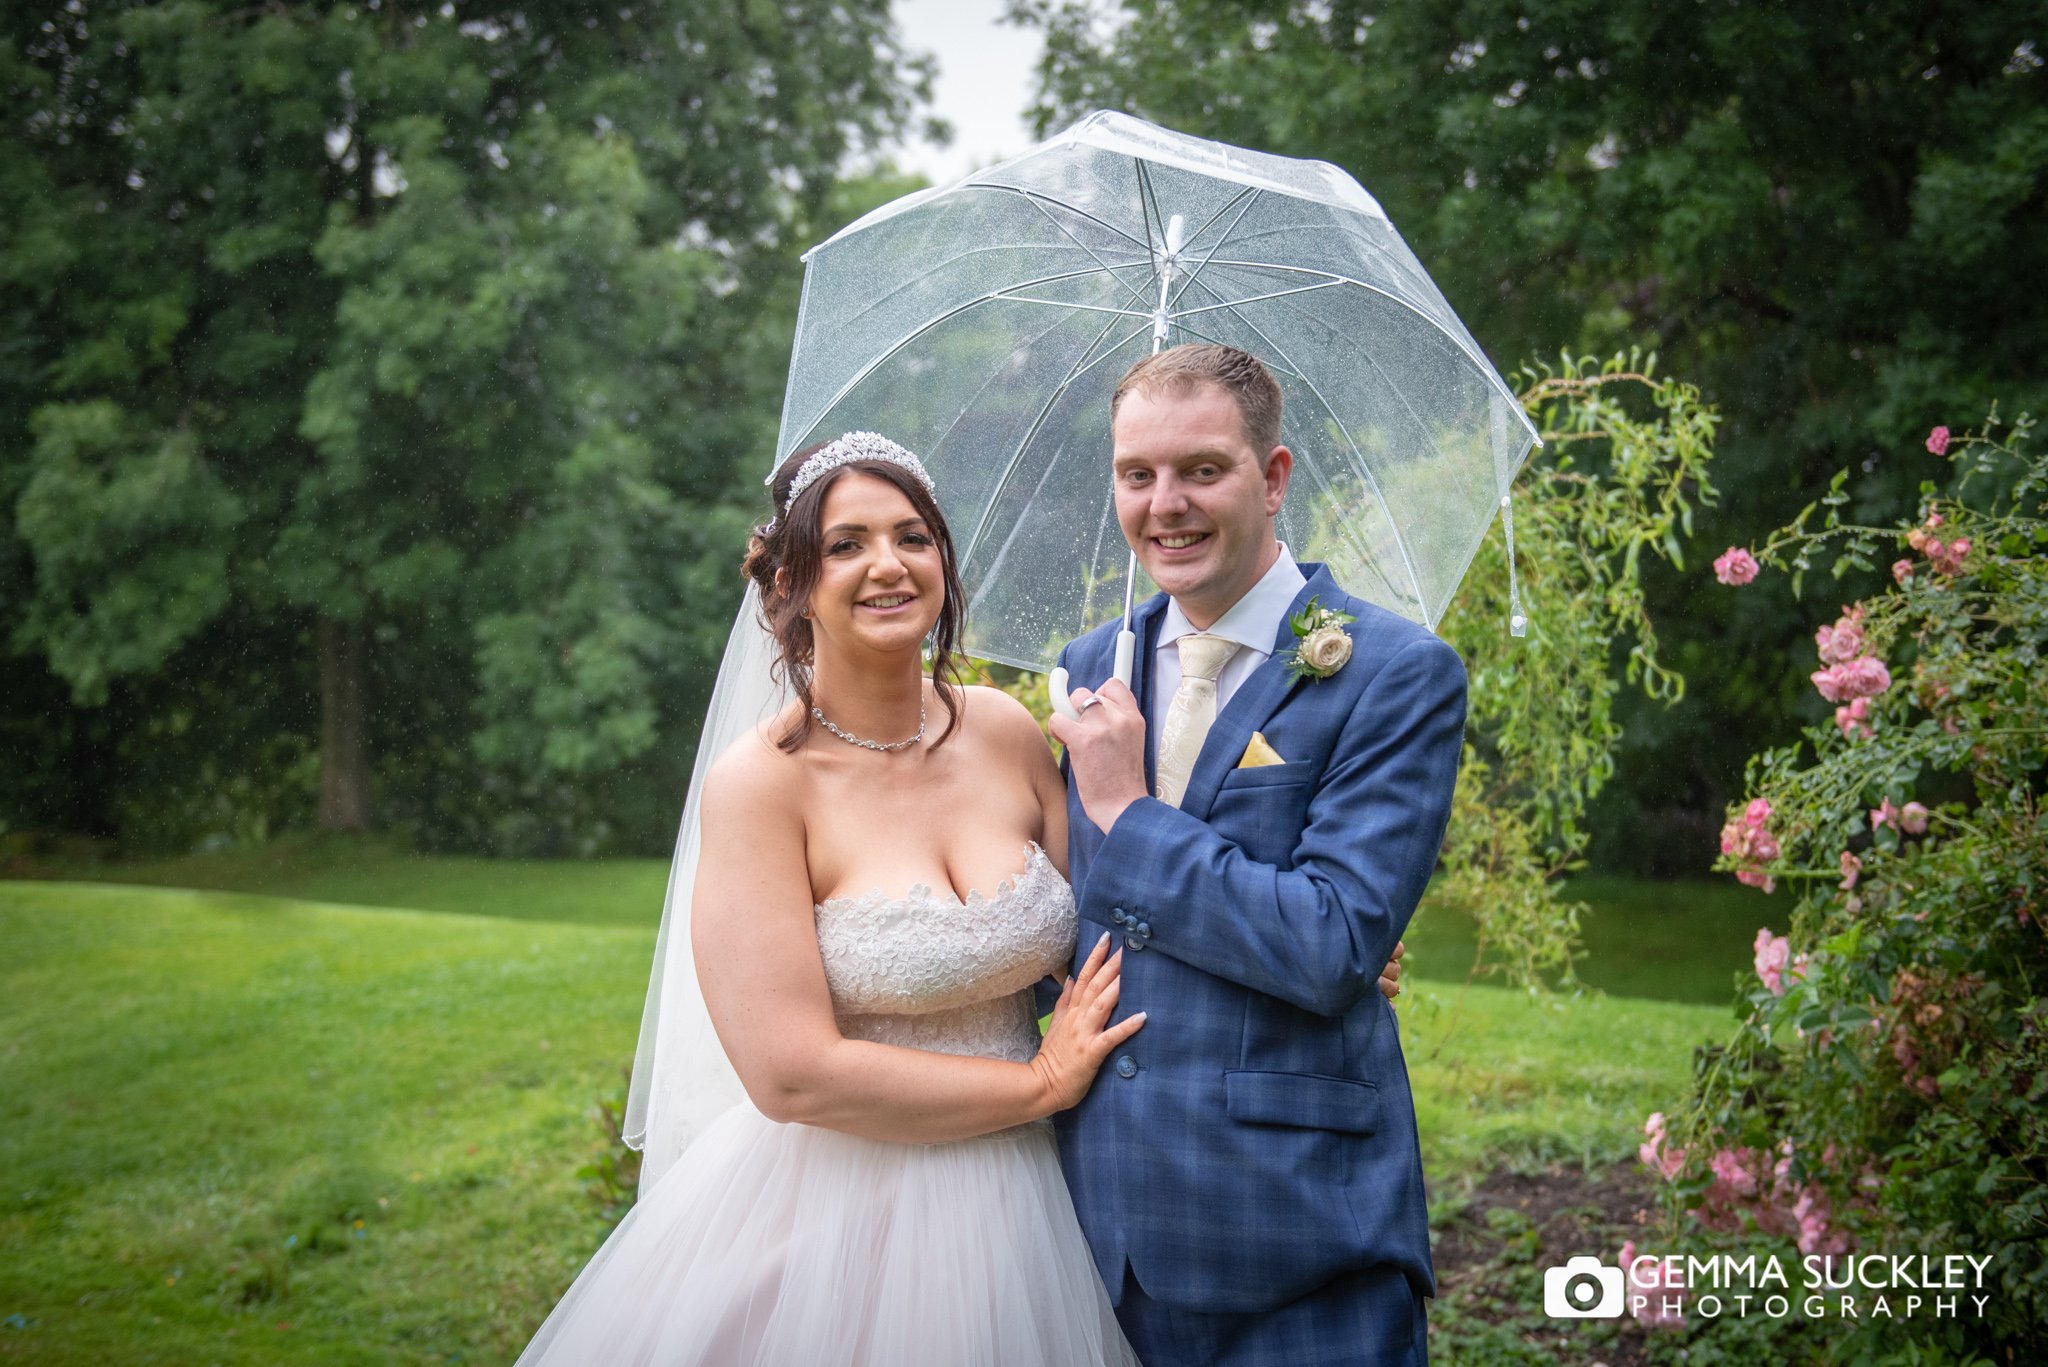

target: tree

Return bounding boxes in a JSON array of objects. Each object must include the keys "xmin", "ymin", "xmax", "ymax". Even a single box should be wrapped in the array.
[
  {"xmin": 1011, "ymin": 0, "xmax": 2047, "ymax": 869},
  {"xmin": 2, "ymin": 2, "xmax": 928, "ymax": 851}
]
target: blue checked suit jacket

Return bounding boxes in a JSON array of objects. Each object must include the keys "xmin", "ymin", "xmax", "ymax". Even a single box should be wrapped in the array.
[{"xmin": 1052, "ymin": 563, "xmax": 1466, "ymax": 1314}]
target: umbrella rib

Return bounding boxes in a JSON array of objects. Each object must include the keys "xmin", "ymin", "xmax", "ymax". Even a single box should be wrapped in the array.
[
  {"xmin": 957, "ymin": 319, "xmax": 1153, "ymax": 578},
  {"xmin": 998, "ymin": 297, "xmax": 1155, "ymax": 319},
  {"xmin": 1193, "ymin": 278, "xmax": 1429, "ymax": 622},
  {"xmin": 1158, "ymin": 298, "xmax": 1309, "ymax": 383},
  {"xmin": 1015, "ymin": 191, "xmax": 1157, "ymax": 313},
  {"xmin": 1170, "ymin": 324, "xmax": 1309, "ymax": 384},
  {"xmin": 959, "ymin": 184, "xmax": 1153, "ymax": 252},
  {"xmin": 1172, "ymin": 280, "xmax": 1345, "ymax": 317},
  {"xmin": 1176, "ymin": 261, "xmax": 1536, "ymax": 436},
  {"xmin": 1166, "ymin": 188, "xmax": 1263, "ymax": 314},
  {"xmin": 1135, "ymin": 159, "xmax": 1166, "ymax": 261}
]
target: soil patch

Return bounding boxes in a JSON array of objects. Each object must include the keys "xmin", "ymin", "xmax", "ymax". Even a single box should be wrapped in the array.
[{"xmin": 1429, "ymin": 1160, "xmax": 1674, "ymax": 1366}]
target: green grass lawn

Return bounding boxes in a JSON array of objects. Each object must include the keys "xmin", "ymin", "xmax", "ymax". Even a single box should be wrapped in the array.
[
  {"xmin": 0, "ymin": 880, "xmax": 650, "ymax": 1366},
  {"xmin": 1, "ymin": 845, "xmax": 1746, "ymax": 1364},
  {"xmin": 1401, "ymin": 873, "xmax": 1788, "ymax": 1007}
]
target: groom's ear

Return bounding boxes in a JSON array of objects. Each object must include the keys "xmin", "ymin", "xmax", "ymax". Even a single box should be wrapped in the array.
[{"xmin": 1263, "ymin": 444, "xmax": 1293, "ymax": 516}]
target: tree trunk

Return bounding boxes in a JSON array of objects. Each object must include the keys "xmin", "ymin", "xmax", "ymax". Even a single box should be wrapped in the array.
[{"xmin": 317, "ymin": 616, "xmax": 372, "ymax": 831}]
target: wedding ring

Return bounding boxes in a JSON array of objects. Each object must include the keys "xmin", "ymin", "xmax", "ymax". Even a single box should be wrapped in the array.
[{"xmin": 1077, "ymin": 695, "xmax": 1106, "ymax": 713}]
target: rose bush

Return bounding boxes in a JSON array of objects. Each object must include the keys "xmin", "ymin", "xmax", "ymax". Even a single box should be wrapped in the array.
[{"xmin": 1645, "ymin": 414, "xmax": 2048, "ymax": 1361}]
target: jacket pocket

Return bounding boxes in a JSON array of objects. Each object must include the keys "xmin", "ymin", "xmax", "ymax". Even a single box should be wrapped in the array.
[
  {"xmin": 1217, "ymin": 760, "xmax": 1314, "ymax": 791},
  {"xmin": 1223, "ymin": 1070, "xmax": 1380, "ymax": 1135}
]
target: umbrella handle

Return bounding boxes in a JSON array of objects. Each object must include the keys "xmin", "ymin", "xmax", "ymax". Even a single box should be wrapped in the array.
[
  {"xmin": 1049, "ymin": 667, "xmax": 1079, "ymax": 721},
  {"xmin": 1047, "ymin": 630, "xmax": 1138, "ymax": 722}
]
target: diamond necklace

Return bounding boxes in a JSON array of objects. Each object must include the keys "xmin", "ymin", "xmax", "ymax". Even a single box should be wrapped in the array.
[{"xmin": 812, "ymin": 695, "xmax": 927, "ymax": 753}]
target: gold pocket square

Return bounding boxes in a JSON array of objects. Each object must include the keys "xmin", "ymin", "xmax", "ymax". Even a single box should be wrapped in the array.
[{"xmin": 1237, "ymin": 731, "xmax": 1286, "ymax": 768}]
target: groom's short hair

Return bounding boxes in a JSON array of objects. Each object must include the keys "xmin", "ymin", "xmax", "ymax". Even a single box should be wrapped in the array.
[{"xmin": 1112, "ymin": 344, "xmax": 1283, "ymax": 454}]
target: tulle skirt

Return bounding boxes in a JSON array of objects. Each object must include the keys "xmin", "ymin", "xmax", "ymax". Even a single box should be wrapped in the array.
[{"xmin": 514, "ymin": 1105, "xmax": 1138, "ymax": 1366}]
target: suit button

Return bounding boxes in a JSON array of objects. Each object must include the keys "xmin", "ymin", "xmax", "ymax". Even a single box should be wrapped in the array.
[
  {"xmin": 1114, "ymin": 1056, "xmax": 1138, "ymax": 1079},
  {"xmin": 1110, "ymin": 908, "xmax": 1129, "ymax": 926},
  {"xmin": 1136, "ymin": 921, "xmax": 1151, "ymax": 938},
  {"xmin": 1124, "ymin": 932, "xmax": 1144, "ymax": 951}
]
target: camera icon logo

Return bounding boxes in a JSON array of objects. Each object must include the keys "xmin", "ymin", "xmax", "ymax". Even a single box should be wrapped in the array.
[{"xmin": 1543, "ymin": 1255, "xmax": 1625, "ymax": 1318}]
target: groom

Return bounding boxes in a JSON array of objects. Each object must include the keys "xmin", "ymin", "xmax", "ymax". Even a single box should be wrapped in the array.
[{"xmin": 1048, "ymin": 344, "xmax": 1465, "ymax": 1366}]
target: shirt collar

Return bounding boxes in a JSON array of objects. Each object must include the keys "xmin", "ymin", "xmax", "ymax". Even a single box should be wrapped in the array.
[{"xmin": 1157, "ymin": 543, "xmax": 1308, "ymax": 658}]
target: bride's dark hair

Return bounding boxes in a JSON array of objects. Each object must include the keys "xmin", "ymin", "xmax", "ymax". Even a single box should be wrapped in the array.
[{"xmin": 742, "ymin": 439, "xmax": 967, "ymax": 752}]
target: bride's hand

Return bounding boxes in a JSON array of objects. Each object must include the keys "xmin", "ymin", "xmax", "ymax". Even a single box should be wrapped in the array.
[{"xmin": 1032, "ymin": 931, "xmax": 1146, "ymax": 1113}]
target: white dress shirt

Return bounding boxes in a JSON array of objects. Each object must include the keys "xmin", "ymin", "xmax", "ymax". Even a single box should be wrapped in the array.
[{"xmin": 1148, "ymin": 543, "xmax": 1308, "ymax": 726}]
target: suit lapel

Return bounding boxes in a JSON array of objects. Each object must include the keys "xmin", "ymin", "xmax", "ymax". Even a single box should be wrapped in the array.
[{"xmin": 1176, "ymin": 568, "xmax": 1340, "ymax": 821}]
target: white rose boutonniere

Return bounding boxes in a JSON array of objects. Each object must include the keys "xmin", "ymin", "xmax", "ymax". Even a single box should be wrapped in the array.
[{"xmin": 1285, "ymin": 598, "xmax": 1356, "ymax": 682}]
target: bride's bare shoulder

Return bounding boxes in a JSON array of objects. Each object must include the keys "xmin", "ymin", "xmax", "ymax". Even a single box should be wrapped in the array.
[
  {"xmin": 952, "ymin": 683, "xmax": 1055, "ymax": 758},
  {"xmin": 701, "ymin": 706, "xmax": 809, "ymax": 815}
]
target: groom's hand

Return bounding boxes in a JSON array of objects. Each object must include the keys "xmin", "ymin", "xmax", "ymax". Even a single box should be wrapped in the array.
[{"xmin": 1047, "ymin": 677, "xmax": 1148, "ymax": 834}]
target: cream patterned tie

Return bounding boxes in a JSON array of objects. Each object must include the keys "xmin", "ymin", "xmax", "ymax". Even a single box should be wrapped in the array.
[{"xmin": 1154, "ymin": 633, "xmax": 1243, "ymax": 809}]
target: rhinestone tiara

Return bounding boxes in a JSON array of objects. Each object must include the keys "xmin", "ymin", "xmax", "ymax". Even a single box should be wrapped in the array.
[{"xmin": 769, "ymin": 432, "xmax": 936, "ymax": 518}]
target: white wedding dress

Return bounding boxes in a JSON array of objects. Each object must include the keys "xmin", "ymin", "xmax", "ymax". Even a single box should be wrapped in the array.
[{"xmin": 514, "ymin": 843, "xmax": 1139, "ymax": 1366}]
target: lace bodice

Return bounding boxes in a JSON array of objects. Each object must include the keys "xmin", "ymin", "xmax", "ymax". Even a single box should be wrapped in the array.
[{"xmin": 815, "ymin": 843, "xmax": 1074, "ymax": 1065}]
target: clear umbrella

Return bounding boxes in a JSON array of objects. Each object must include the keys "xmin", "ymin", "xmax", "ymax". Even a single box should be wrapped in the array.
[{"xmin": 774, "ymin": 110, "xmax": 1539, "ymax": 675}]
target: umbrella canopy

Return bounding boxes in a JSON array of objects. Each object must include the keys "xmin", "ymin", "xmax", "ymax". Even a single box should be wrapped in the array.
[{"xmin": 774, "ymin": 110, "xmax": 1538, "ymax": 671}]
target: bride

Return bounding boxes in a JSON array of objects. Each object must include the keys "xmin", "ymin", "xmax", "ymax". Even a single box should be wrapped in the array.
[{"xmin": 513, "ymin": 433, "xmax": 1146, "ymax": 1366}]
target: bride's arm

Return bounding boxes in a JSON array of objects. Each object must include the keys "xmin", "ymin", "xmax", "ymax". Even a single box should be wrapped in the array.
[
  {"xmin": 985, "ymin": 685, "xmax": 1070, "ymax": 881},
  {"xmin": 691, "ymin": 739, "xmax": 1136, "ymax": 1144},
  {"xmin": 1030, "ymin": 726, "xmax": 1070, "ymax": 883}
]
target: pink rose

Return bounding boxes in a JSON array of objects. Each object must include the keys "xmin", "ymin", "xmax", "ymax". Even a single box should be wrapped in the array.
[
  {"xmin": 1928, "ymin": 538, "xmax": 1971, "ymax": 576},
  {"xmin": 1812, "ymin": 654, "xmax": 1891, "ymax": 703},
  {"xmin": 1814, "ymin": 606, "xmax": 1865, "ymax": 665},
  {"xmin": 1926, "ymin": 426, "xmax": 1950, "ymax": 456},
  {"xmin": 1724, "ymin": 802, "xmax": 1782, "ymax": 892},
  {"xmin": 1714, "ymin": 546, "xmax": 1760, "ymax": 586},
  {"xmin": 1710, "ymin": 1147, "xmax": 1760, "ymax": 1198},
  {"xmin": 1834, "ymin": 696, "xmax": 1873, "ymax": 740},
  {"xmin": 1839, "ymin": 850, "xmax": 1862, "ymax": 890},
  {"xmin": 1845, "ymin": 655, "xmax": 1891, "ymax": 697},
  {"xmin": 1755, "ymin": 928, "xmax": 1792, "ymax": 995},
  {"xmin": 1892, "ymin": 558, "xmax": 1915, "ymax": 585},
  {"xmin": 1899, "ymin": 801, "xmax": 1929, "ymax": 835},
  {"xmin": 1639, "ymin": 1112, "xmax": 1686, "ymax": 1181},
  {"xmin": 1870, "ymin": 797, "xmax": 1901, "ymax": 831}
]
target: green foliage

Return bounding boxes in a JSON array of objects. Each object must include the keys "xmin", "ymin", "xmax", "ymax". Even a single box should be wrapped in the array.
[
  {"xmin": 1, "ymin": 3, "xmax": 928, "ymax": 854},
  {"xmin": 578, "ymin": 1071, "xmax": 642, "ymax": 1228},
  {"xmin": 1433, "ymin": 355, "xmax": 1719, "ymax": 987},
  {"xmin": 1654, "ymin": 416, "xmax": 2048, "ymax": 1362}
]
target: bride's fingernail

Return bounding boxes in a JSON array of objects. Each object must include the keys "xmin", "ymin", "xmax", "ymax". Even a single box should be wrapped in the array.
[{"xmin": 1097, "ymin": 931, "xmax": 1111, "ymax": 949}]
